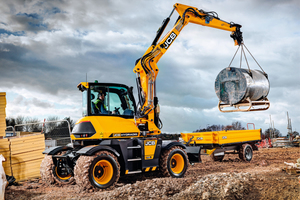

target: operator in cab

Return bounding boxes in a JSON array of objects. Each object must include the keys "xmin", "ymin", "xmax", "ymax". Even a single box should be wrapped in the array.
[{"xmin": 94, "ymin": 90, "xmax": 109, "ymax": 114}]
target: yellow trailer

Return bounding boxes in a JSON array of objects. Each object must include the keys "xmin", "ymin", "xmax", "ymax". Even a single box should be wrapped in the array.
[{"xmin": 181, "ymin": 129, "xmax": 261, "ymax": 162}]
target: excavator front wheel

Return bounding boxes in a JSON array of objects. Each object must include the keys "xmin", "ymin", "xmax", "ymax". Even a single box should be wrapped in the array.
[
  {"xmin": 160, "ymin": 146, "xmax": 188, "ymax": 178},
  {"xmin": 75, "ymin": 151, "xmax": 120, "ymax": 190},
  {"xmin": 89, "ymin": 154, "xmax": 119, "ymax": 188}
]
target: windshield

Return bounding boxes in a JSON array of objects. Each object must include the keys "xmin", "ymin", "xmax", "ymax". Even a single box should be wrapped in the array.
[
  {"xmin": 82, "ymin": 90, "xmax": 87, "ymax": 116},
  {"xmin": 89, "ymin": 85, "xmax": 135, "ymax": 117}
]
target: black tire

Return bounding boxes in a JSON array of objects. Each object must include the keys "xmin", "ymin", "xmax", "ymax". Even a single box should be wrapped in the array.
[
  {"xmin": 40, "ymin": 155, "xmax": 55, "ymax": 185},
  {"xmin": 52, "ymin": 164, "xmax": 75, "ymax": 185},
  {"xmin": 40, "ymin": 151, "xmax": 75, "ymax": 185},
  {"xmin": 160, "ymin": 146, "xmax": 189, "ymax": 178},
  {"xmin": 210, "ymin": 153, "xmax": 225, "ymax": 162},
  {"xmin": 74, "ymin": 151, "xmax": 120, "ymax": 190},
  {"xmin": 239, "ymin": 144, "xmax": 253, "ymax": 162}
]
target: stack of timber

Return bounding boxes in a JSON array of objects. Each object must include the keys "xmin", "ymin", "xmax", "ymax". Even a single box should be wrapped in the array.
[
  {"xmin": 10, "ymin": 134, "xmax": 45, "ymax": 181},
  {"xmin": 0, "ymin": 138, "xmax": 11, "ymax": 176},
  {"xmin": 0, "ymin": 93, "xmax": 11, "ymax": 176},
  {"xmin": 0, "ymin": 92, "xmax": 6, "ymax": 136},
  {"xmin": 0, "ymin": 92, "xmax": 45, "ymax": 181}
]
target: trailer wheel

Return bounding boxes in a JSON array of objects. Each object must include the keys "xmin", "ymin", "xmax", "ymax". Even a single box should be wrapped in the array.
[
  {"xmin": 239, "ymin": 144, "xmax": 253, "ymax": 162},
  {"xmin": 75, "ymin": 151, "xmax": 120, "ymax": 190},
  {"xmin": 160, "ymin": 146, "xmax": 188, "ymax": 178},
  {"xmin": 210, "ymin": 153, "xmax": 225, "ymax": 162}
]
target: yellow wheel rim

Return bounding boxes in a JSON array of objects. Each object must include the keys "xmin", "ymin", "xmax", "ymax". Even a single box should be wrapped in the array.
[
  {"xmin": 55, "ymin": 167, "xmax": 72, "ymax": 180},
  {"xmin": 93, "ymin": 160, "xmax": 113, "ymax": 185},
  {"xmin": 170, "ymin": 153, "xmax": 184, "ymax": 174}
]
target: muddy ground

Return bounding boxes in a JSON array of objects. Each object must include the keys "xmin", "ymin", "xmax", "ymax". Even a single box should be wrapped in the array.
[{"xmin": 5, "ymin": 147, "xmax": 300, "ymax": 200}]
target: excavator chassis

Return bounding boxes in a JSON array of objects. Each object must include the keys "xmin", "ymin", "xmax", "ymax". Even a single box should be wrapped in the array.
[{"xmin": 41, "ymin": 138, "xmax": 201, "ymax": 190}]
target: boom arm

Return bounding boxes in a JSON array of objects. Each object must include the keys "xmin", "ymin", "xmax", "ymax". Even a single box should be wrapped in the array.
[{"xmin": 133, "ymin": 3, "xmax": 243, "ymax": 133}]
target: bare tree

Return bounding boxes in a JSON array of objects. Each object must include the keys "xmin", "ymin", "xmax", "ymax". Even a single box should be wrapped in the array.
[
  {"xmin": 15, "ymin": 116, "xmax": 25, "ymax": 131},
  {"xmin": 24, "ymin": 117, "xmax": 41, "ymax": 132},
  {"xmin": 194, "ymin": 121, "xmax": 245, "ymax": 132},
  {"xmin": 264, "ymin": 128, "xmax": 281, "ymax": 139},
  {"xmin": 45, "ymin": 116, "xmax": 59, "ymax": 134},
  {"xmin": 231, "ymin": 121, "xmax": 245, "ymax": 130}
]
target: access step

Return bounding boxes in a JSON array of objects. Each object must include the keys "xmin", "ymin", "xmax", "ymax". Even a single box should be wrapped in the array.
[
  {"xmin": 127, "ymin": 170, "xmax": 142, "ymax": 174},
  {"xmin": 127, "ymin": 158, "xmax": 142, "ymax": 161},
  {"xmin": 127, "ymin": 145, "xmax": 141, "ymax": 149}
]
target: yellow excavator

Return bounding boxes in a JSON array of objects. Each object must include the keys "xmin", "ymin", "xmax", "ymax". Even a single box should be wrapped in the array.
[{"xmin": 41, "ymin": 3, "xmax": 261, "ymax": 190}]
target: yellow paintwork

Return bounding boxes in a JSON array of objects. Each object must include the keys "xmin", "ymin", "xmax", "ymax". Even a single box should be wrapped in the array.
[
  {"xmin": 71, "ymin": 116, "xmax": 141, "ymax": 140},
  {"xmin": 181, "ymin": 129, "xmax": 261, "ymax": 145},
  {"xmin": 144, "ymin": 140, "xmax": 157, "ymax": 160},
  {"xmin": 93, "ymin": 159, "xmax": 113, "ymax": 185},
  {"xmin": 206, "ymin": 149, "xmax": 216, "ymax": 155},
  {"xmin": 55, "ymin": 167, "xmax": 72, "ymax": 180},
  {"xmin": 145, "ymin": 167, "xmax": 150, "ymax": 172},
  {"xmin": 152, "ymin": 167, "xmax": 157, "ymax": 171},
  {"xmin": 132, "ymin": 3, "xmax": 241, "ymax": 134},
  {"xmin": 78, "ymin": 82, "xmax": 89, "ymax": 89},
  {"xmin": 170, "ymin": 153, "xmax": 184, "ymax": 174},
  {"xmin": 174, "ymin": 3, "xmax": 238, "ymax": 32}
]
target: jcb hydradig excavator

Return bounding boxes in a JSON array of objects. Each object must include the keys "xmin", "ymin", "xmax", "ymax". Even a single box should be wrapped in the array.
[{"xmin": 41, "ymin": 3, "xmax": 244, "ymax": 190}]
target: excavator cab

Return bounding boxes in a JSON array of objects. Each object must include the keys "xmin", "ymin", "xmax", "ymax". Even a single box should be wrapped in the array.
[{"xmin": 78, "ymin": 82, "xmax": 136, "ymax": 118}]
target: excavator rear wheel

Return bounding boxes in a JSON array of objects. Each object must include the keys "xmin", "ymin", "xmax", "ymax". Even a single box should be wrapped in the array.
[
  {"xmin": 74, "ymin": 151, "xmax": 120, "ymax": 191},
  {"xmin": 40, "ymin": 151, "xmax": 75, "ymax": 185},
  {"xmin": 40, "ymin": 155, "xmax": 55, "ymax": 185},
  {"xmin": 159, "ymin": 146, "xmax": 188, "ymax": 178}
]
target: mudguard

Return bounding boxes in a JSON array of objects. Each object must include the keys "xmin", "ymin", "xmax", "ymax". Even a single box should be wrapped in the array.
[
  {"xmin": 42, "ymin": 146, "xmax": 73, "ymax": 155},
  {"xmin": 76, "ymin": 145, "xmax": 120, "ymax": 157},
  {"xmin": 161, "ymin": 141, "xmax": 186, "ymax": 151},
  {"xmin": 185, "ymin": 146, "xmax": 201, "ymax": 163}
]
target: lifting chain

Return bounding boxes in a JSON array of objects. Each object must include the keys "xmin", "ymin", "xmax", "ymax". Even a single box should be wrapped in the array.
[{"xmin": 228, "ymin": 43, "xmax": 267, "ymax": 78}]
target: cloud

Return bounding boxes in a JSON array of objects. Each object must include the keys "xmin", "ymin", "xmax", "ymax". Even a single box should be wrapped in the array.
[{"xmin": 0, "ymin": 0, "xmax": 299, "ymax": 135}]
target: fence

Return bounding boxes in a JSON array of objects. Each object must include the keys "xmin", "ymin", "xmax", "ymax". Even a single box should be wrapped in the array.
[{"xmin": 7, "ymin": 120, "xmax": 72, "ymax": 148}]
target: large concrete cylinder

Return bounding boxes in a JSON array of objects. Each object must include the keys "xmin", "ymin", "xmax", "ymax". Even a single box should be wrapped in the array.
[{"xmin": 215, "ymin": 67, "xmax": 270, "ymax": 105}]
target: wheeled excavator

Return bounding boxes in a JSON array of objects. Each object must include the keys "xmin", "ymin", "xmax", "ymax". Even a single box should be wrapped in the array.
[{"xmin": 41, "ymin": 3, "xmax": 256, "ymax": 190}]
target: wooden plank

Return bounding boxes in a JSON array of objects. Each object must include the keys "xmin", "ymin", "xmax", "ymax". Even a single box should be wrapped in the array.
[
  {"xmin": 12, "ymin": 159, "xmax": 44, "ymax": 181},
  {"xmin": 10, "ymin": 139, "xmax": 45, "ymax": 147},
  {"xmin": 13, "ymin": 170, "xmax": 41, "ymax": 182},
  {"xmin": 0, "ymin": 138, "xmax": 9, "ymax": 142},
  {"xmin": 11, "ymin": 150, "xmax": 45, "ymax": 165},
  {"xmin": 10, "ymin": 135, "xmax": 45, "ymax": 144},
  {"xmin": 11, "ymin": 159, "xmax": 43, "ymax": 171},
  {"xmin": 11, "ymin": 140, "xmax": 45, "ymax": 150},
  {"xmin": 9, "ymin": 134, "xmax": 44, "ymax": 142},
  {"xmin": 0, "ymin": 145, "xmax": 10, "ymax": 150},
  {"xmin": 3, "ymin": 166, "xmax": 12, "ymax": 176},
  {"xmin": 0, "ymin": 153, "xmax": 10, "ymax": 159},
  {"xmin": 15, "ymin": 172, "xmax": 40, "ymax": 182},
  {"xmin": 11, "ymin": 143, "xmax": 45, "ymax": 155}
]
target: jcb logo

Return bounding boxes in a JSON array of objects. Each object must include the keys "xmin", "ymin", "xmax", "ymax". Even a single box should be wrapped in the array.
[
  {"xmin": 197, "ymin": 137, "xmax": 203, "ymax": 140},
  {"xmin": 164, "ymin": 32, "xmax": 177, "ymax": 49},
  {"xmin": 145, "ymin": 141, "xmax": 156, "ymax": 146}
]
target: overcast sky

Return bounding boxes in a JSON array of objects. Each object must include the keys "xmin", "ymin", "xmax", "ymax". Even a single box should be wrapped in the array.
[{"xmin": 0, "ymin": 0, "xmax": 299, "ymax": 135}]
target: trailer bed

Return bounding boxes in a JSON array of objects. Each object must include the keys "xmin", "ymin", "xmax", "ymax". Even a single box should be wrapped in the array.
[{"xmin": 181, "ymin": 129, "xmax": 261, "ymax": 146}]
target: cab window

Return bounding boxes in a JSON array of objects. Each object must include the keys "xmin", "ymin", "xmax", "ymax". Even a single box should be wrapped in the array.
[{"xmin": 90, "ymin": 85, "xmax": 135, "ymax": 117}]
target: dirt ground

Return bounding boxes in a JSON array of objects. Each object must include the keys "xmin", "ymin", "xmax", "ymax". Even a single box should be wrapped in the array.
[{"xmin": 5, "ymin": 147, "xmax": 300, "ymax": 200}]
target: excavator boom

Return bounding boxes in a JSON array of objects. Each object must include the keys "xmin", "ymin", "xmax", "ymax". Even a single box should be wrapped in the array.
[{"xmin": 133, "ymin": 3, "xmax": 243, "ymax": 135}]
